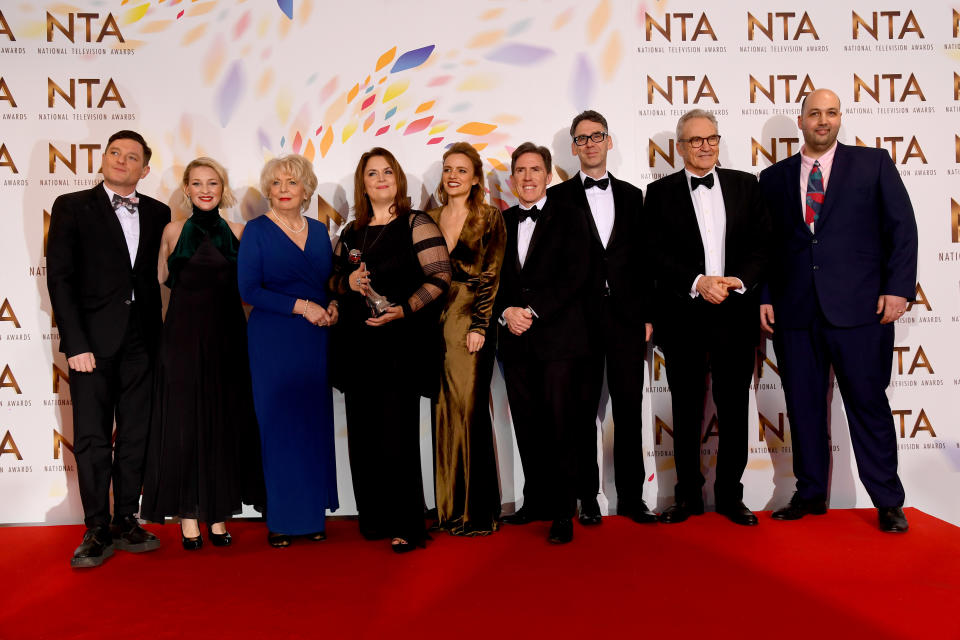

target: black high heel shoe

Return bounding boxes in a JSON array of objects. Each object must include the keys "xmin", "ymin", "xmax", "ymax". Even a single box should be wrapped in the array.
[
  {"xmin": 268, "ymin": 531, "xmax": 292, "ymax": 548},
  {"xmin": 207, "ymin": 524, "xmax": 232, "ymax": 547},
  {"xmin": 181, "ymin": 524, "xmax": 203, "ymax": 551}
]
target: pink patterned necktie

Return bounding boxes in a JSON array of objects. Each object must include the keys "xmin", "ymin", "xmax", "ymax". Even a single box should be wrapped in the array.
[{"xmin": 805, "ymin": 161, "xmax": 823, "ymax": 226}]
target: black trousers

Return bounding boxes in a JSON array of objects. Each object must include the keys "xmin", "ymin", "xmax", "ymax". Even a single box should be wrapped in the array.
[
  {"xmin": 502, "ymin": 356, "xmax": 583, "ymax": 520},
  {"xmin": 659, "ymin": 307, "xmax": 755, "ymax": 506},
  {"xmin": 70, "ymin": 316, "xmax": 153, "ymax": 529},
  {"xmin": 578, "ymin": 296, "xmax": 647, "ymax": 508}
]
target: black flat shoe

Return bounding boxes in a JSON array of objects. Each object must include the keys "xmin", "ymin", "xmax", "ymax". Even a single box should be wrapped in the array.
[
  {"xmin": 207, "ymin": 525, "xmax": 232, "ymax": 547},
  {"xmin": 307, "ymin": 531, "xmax": 327, "ymax": 541},
  {"xmin": 111, "ymin": 515, "xmax": 161, "ymax": 553},
  {"xmin": 548, "ymin": 518, "xmax": 573, "ymax": 544},
  {"xmin": 716, "ymin": 500, "xmax": 759, "ymax": 526},
  {"xmin": 578, "ymin": 499, "xmax": 602, "ymax": 526},
  {"xmin": 771, "ymin": 492, "xmax": 827, "ymax": 521},
  {"xmin": 878, "ymin": 507, "xmax": 909, "ymax": 533},
  {"xmin": 268, "ymin": 532, "xmax": 292, "ymax": 548},
  {"xmin": 658, "ymin": 501, "xmax": 705, "ymax": 524}
]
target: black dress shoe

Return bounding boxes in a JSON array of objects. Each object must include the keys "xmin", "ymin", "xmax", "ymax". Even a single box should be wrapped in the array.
[
  {"xmin": 658, "ymin": 501, "xmax": 705, "ymax": 524},
  {"xmin": 111, "ymin": 515, "xmax": 161, "ymax": 553},
  {"xmin": 501, "ymin": 506, "xmax": 540, "ymax": 525},
  {"xmin": 878, "ymin": 507, "xmax": 909, "ymax": 533},
  {"xmin": 548, "ymin": 518, "xmax": 573, "ymax": 544},
  {"xmin": 619, "ymin": 499, "xmax": 659, "ymax": 524},
  {"xmin": 578, "ymin": 498, "xmax": 602, "ymax": 526},
  {"xmin": 771, "ymin": 493, "xmax": 828, "ymax": 520},
  {"xmin": 207, "ymin": 525, "xmax": 232, "ymax": 547},
  {"xmin": 716, "ymin": 500, "xmax": 759, "ymax": 526},
  {"xmin": 71, "ymin": 527, "xmax": 113, "ymax": 568}
]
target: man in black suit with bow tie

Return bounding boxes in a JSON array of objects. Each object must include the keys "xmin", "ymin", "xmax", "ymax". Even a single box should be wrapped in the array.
[
  {"xmin": 47, "ymin": 130, "xmax": 170, "ymax": 567},
  {"xmin": 645, "ymin": 110, "xmax": 770, "ymax": 526},
  {"xmin": 547, "ymin": 110, "xmax": 657, "ymax": 526},
  {"xmin": 495, "ymin": 142, "xmax": 592, "ymax": 544}
]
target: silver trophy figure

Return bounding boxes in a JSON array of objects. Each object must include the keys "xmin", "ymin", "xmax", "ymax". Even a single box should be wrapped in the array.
[{"xmin": 348, "ymin": 248, "xmax": 393, "ymax": 318}]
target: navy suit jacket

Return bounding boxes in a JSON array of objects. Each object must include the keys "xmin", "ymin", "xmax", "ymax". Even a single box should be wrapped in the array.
[{"xmin": 758, "ymin": 143, "xmax": 918, "ymax": 329}]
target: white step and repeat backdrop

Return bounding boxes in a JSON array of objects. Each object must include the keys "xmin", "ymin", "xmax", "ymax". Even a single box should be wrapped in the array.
[{"xmin": 1, "ymin": 1, "xmax": 957, "ymax": 525}]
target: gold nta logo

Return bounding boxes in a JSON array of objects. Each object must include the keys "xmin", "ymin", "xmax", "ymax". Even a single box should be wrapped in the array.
[
  {"xmin": 645, "ymin": 13, "xmax": 717, "ymax": 41},
  {"xmin": 951, "ymin": 199, "xmax": 960, "ymax": 244},
  {"xmin": 46, "ymin": 12, "xmax": 124, "ymax": 43},
  {"xmin": 0, "ymin": 364, "xmax": 22, "ymax": 394},
  {"xmin": 0, "ymin": 430, "xmax": 23, "ymax": 459},
  {"xmin": 647, "ymin": 76, "xmax": 718, "ymax": 104},
  {"xmin": 759, "ymin": 412, "xmax": 786, "ymax": 443},
  {"xmin": 752, "ymin": 137, "xmax": 800, "ymax": 166},
  {"xmin": 0, "ymin": 298, "xmax": 20, "ymax": 328},
  {"xmin": 749, "ymin": 74, "xmax": 816, "ymax": 103},
  {"xmin": 854, "ymin": 136, "xmax": 927, "ymax": 164},
  {"xmin": 0, "ymin": 77, "xmax": 16, "ymax": 107},
  {"xmin": 891, "ymin": 409, "xmax": 936, "ymax": 438},
  {"xmin": 747, "ymin": 12, "xmax": 819, "ymax": 40},
  {"xmin": 48, "ymin": 78, "xmax": 125, "ymax": 109},
  {"xmin": 853, "ymin": 73, "xmax": 926, "ymax": 102},
  {"xmin": 907, "ymin": 282, "xmax": 932, "ymax": 312},
  {"xmin": 48, "ymin": 142, "xmax": 101, "ymax": 174},
  {"xmin": 0, "ymin": 10, "xmax": 13, "ymax": 41},
  {"xmin": 892, "ymin": 346, "xmax": 934, "ymax": 375},
  {"xmin": 648, "ymin": 139, "xmax": 677, "ymax": 168},
  {"xmin": 0, "ymin": 143, "xmax": 18, "ymax": 173},
  {"xmin": 852, "ymin": 11, "xmax": 924, "ymax": 39}
]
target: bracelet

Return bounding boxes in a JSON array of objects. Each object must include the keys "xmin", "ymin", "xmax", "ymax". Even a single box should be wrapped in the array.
[
  {"xmin": 302, "ymin": 301, "xmax": 310, "ymax": 316},
  {"xmin": 328, "ymin": 300, "xmax": 339, "ymax": 309}
]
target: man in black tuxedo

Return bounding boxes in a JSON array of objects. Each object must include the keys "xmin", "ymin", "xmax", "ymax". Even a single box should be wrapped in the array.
[
  {"xmin": 496, "ymin": 142, "xmax": 592, "ymax": 544},
  {"xmin": 547, "ymin": 110, "xmax": 656, "ymax": 526},
  {"xmin": 646, "ymin": 110, "xmax": 770, "ymax": 526},
  {"xmin": 47, "ymin": 130, "xmax": 171, "ymax": 567}
]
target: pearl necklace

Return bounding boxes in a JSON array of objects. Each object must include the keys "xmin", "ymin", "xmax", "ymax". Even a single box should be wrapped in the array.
[{"xmin": 271, "ymin": 209, "xmax": 306, "ymax": 233}]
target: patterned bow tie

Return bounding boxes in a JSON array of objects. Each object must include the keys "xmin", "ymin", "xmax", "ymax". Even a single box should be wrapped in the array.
[
  {"xmin": 583, "ymin": 176, "xmax": 609, "ymax": 190},
  {"xmin": 690, "ymin": 174, "xmax": 714, "ymax": 190},
  {"xmin": 518, "ymin": 205, "xmax": 539, "ymax": 223},
  {"xmin": 112, "ymin": 193, "xmax": 139, "ymax": 213}
]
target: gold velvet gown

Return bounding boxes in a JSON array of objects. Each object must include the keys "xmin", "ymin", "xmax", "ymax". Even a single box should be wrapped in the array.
[{"xmin": 429, "ymin": 204, "xmax": 507, "ymax": 535}]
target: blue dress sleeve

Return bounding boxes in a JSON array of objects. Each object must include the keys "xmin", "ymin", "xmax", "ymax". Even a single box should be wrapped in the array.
[{"xmin": 238, "ymin": 219, "xmax": 298, "ymax": 315}]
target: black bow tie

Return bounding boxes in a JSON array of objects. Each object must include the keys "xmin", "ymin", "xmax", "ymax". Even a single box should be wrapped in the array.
[
  {"xmin": 583, "ymin": 176, "xmax": 609, "ymax": 190},
  {"xmin": 690, "ymin": 174, "xmax": 714, "ymax": 190},
  {"xmin": 111, "ymin": 193, "xmax": 139, "ymax": 213},
  {"xmin": 518, "ymin": 206, "xmax": 539, "ymax": 223}
]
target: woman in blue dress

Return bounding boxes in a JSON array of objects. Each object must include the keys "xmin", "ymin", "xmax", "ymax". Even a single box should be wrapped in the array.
[{"xmin": 238, "ymin": 154, "xmax": 339, "ymax": 547}]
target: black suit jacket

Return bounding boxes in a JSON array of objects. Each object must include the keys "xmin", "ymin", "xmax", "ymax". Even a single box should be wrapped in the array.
[
  {"xmin": 494, "ymin": 197, "xmax": 592, "ymax": 362},
  {"xmin": 46, "ymin": 184, "xmax": 170, "ymax": 358},
  {"xmin": 547, "ymin": 173, "xmax": 651, "ymax": 327},
  {"xmin": 645, "ymin": 168, "xmax": 770, "ymax": 348}
]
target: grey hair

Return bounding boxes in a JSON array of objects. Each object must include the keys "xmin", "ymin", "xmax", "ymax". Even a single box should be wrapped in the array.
[{"xmin": 676, "ymin": 109, "xmax": 718, "ymax": 141}]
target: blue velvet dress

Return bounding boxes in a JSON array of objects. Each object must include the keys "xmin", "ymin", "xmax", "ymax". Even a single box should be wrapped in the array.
[{"xmin": 237, "ymin": 215, "xmax": 338, "ymax": 534}]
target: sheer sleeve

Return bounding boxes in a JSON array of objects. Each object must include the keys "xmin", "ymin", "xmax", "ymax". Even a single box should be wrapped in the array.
[
  {"xmin": 400, "ymin": 212, "xmax": 452, "ymax": 317},
  {"xmin": 328, "ymin": 222, "xmax": 354, "ymax": 298},
  {"xmin": 469, "ymin": 206, "xmax": 506, "ymax": 335}
]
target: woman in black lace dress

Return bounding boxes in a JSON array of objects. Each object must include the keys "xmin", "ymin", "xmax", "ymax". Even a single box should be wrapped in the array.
[{"xmin": 330, "ymin": 147, "xmax": 451, "ymax": 553}]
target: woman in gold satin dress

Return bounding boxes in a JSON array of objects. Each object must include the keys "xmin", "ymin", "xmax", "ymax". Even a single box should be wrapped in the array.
[{"xmin": 428, "ymin": 142, "xmax": 506, "ymax": 536}]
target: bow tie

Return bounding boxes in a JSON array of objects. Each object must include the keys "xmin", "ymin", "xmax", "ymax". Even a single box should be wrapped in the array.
[
  {"xmin": 518, "ymin": 206, "xmax": 539, "ymax": 223},
  {"xmin": 112, "ymin": 193, "xmax": 140, "ymax": 213},
  {"xmin": 583, "ymin": 176, "xmax": 609, "ymax": 191},
  {"xmin": 690, "ymin": 174, "xmax": 714, "ymax": 190}
]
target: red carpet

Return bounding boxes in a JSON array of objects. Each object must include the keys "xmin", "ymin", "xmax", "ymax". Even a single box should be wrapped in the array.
[{"xmin": 3, "ymin": 508, "xmax": 957, "ymax": 639}]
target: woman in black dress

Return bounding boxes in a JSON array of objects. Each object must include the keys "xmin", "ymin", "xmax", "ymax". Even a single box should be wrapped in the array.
[
  {"xmin": 330, "ymin": 147, "xmax": 451, "ymax": 553},
  {"xmin": 141, "ymin": 157, "xmax": 264, "ymax": 549}
]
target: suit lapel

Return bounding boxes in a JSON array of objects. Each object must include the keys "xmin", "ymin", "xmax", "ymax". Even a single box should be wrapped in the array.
[
  {"xmin": 504, "ymin": 208, "xmax": 521, "ymax": 274},
  {"xmin": 92, "ymin": 185, "xmax": 132, "ymax": 262},
  {"xmin": 782, "ymin": 154, "xmax": 809, "ymax": 236},
  {"xmin": 569, "ymin": 176, "xmax": 601, "ymax": 246},
  {"xmin": 816, "ymin": 142, "xmax": 848, "ymax": 232},
  {"xmin": 672, "ymin": 170, "xmax": 704, "ymax": 260},
  {"xmin": 523, "ymin": 199, "xmax": 553, "ymax": 271},
  {"xmin": 607, "ymin": 173, "xmax": 626, "ymax": 250}
]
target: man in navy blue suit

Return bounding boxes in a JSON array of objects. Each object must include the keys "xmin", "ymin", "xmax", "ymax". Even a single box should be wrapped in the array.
[{"xmin": 758, "ymin": 88, "xmax": 918, "ymax": 533}]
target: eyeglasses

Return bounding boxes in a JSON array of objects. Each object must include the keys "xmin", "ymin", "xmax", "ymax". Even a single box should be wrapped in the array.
[
  {"xmin": 573, "ymin": 131, "xmax": 608, "ymax": 146},
  {"xmin": 678, "ymin": 135, "xmax": 721, "ymax": 148}
]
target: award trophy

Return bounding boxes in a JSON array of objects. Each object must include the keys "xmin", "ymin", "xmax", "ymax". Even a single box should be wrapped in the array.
[{"xmin": 348, "ymin": 248, "xmax": 393, "ymax": 318}]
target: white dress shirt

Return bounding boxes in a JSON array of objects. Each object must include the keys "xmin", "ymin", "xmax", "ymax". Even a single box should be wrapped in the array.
[
  {"xmin": 580, "ymin": 171, "xmax": 614, "ymax": 248},
  {"xmin": 102, "ymin": 184, "xmax": 140, "ymax": 267},
  {"xmin": 517, "ymin": 194, "xmax": 546, "ymax": 267},
  {"xmin": 685, "ymin": 169, "xmax": 745, "ymax": 297}
]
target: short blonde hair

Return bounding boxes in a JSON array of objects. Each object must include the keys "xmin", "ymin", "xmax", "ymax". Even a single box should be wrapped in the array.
[
  {"xmin": 259, "ymin": 154, "xmax": 318, "ymax": 212},
  {"xmin": 182, "ymin": 156, "xmax": 237, "ymax": 209}
]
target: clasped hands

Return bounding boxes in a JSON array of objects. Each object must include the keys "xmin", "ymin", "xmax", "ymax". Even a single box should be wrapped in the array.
[
  {"xmin": 348, "ymin": 261, "xmax": 403, "ymax": 326},
  {"xmin": 299, "ymin": 298, "xmax": 338, "ymax": 327},
  {"xmin": 503, "ymin": 307, "xmax": 533, "ymax": 335},
  {"xmin": 696, "ymin": 275, "xmax": 742, "ymax": 305}
]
